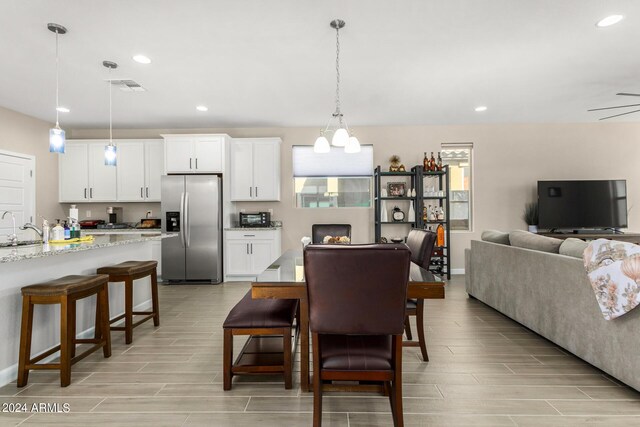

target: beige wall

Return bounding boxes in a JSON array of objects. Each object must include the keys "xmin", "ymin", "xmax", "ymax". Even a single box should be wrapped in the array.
[
  {"xmin": 0, "ymin": 107, "xmax": 66, "ymax": 222},
  {"xmin": 71, "ymin": 122, "xmax": 640, "ymax": 271}
]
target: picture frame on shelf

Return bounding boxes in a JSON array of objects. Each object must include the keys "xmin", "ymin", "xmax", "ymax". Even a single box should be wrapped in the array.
[{"xmin": 387, "ymin": 182, "xmax": 406, "ymax": 197}]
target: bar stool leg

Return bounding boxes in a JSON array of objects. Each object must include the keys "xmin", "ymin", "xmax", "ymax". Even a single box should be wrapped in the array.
[
  {"xmin": 223, "ymin": 329, "xmax": 233, "ymax": 390},
  {"xmin": 416, "ymin": 300, "xmax": 429, "ymax": 362},
  {"xmin": 283, "ymin": 327, "xmax": 292, "ymax": 389},
  {"xmin": 150, "ymin": 268, "xmax": 160, "ymax": 327},
  {"xmin": 17, "ymin": 296, "xmax": 34, "ymax": 387},
  {"xmin": 124, "ymin": 277, "xmax": 134, "ymax": 344},
  {"xmin": 60, "ymin": 297, "xmax": 71, "ymax": 387},
  {"xmin": 99, "ymin": 284, "xmax": 112, "ymax": 358},
  {"xmin": 69, "ymin": 300, "xmax": 77, "ymax": 359}
]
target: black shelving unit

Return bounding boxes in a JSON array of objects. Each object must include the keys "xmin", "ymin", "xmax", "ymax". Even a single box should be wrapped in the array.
[{"xmin": 373, "ymin": 164, "xmax": 451, "ymax": 279}]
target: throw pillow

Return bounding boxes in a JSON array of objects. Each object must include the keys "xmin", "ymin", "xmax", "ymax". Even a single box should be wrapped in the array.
[
  {"xmin": 481, "ymin": 230, "xmax": 511, "ymax": 245},
  {"xmin": 559, "ymin": 238, "xmax": 589, "ymax": 258},
  {"xmin": 509, "ymin": 230, "xmax": 563, "ymax": 253}
]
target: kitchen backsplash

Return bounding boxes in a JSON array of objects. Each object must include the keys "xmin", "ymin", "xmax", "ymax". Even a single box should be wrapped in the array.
[{"xmin": 59, "ymin": 202, "xmax": 161, "ymax": 223}]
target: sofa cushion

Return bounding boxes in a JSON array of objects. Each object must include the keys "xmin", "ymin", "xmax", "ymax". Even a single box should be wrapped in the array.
[
  {"xmin": 481, "ymin": 230, "xmax": 511, "ymax": 245},
  {"xmin": 509, "ymin": 230, "xmax": 563, "ymax": 254},
  {"xmin": 559, "ymin": 238, "xmax": 589, "ymax": 258}
]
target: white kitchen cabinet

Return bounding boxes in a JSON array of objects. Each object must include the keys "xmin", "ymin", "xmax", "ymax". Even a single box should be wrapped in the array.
[
  {"xmin": 224, "ymin": 229, "xmax": 281, "ymax": 281},
  {"xmin": 163, "ymin": 134, "xmax": 226, "ymax": 173},
  {"xmin": 230, "ymin": 138, "xmax": 281, "ymax": 201},
  {"xmin": 59, "ymin": 141, "xmax": 117, "ymax": 202},
  {"xmin": 116, "ymin": 140, "xmax": 164, "ymax": 202}
]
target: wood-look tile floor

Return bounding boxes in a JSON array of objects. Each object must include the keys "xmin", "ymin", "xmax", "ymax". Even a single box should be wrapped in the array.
[{"xmin": 2, "ymin": 276, "xmax": 640, "ymax": 426}]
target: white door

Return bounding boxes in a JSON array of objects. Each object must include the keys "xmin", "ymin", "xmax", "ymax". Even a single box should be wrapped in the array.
[
  {"xmin": 194, "ymin": 137, "xmax": 223, "ymax": 172},
  {"xmin": 250, "ymin": 240, "xmax": 275, "ymax": 274},
  {"xmin": 88, "ymin": 143, "xmax": 117, "ymax": 201},
  {"xmin": 59, "ymin": 143, "xmax": 89, "ymax": 202},
  {"xmin": 164, "ymin": 137, "xmax": 194, "ymax": 173},
  {"xmin": 226, "ymin": 240, "xmax": 252, "ymax": 275},
  {"xmin": 116, "ymin": 142, "xmax": 145, "ymax": 201},
  {"xmin": 253, "ymin": 140, "xmax": 280, "ymax": 201},
  {"xmin": 230, "ymin": 140, "xmax": 254, "ymax": 200},
  {"xmin": 145, "ymin": 140, "xmax": 164, "ymax": 201},
  {"xmin": 0, "ymin": 151, "xmax": 35, "ymax": 240}
]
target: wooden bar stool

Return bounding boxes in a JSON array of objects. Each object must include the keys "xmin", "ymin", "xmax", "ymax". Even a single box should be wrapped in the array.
[
  {"xmin": 17, "ymin": 274, "xmax": 111, "ymax": 387},
  {"xmin": 97, "ymin": 260, "xmax": 159, "ymax": 344}
]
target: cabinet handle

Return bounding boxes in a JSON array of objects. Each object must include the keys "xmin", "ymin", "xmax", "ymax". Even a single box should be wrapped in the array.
[
  {"xmin": 243, "ymin": 234, "xmax": 255, "ymax": 237},
  {"xmin": 250, "ymin": 243, "xmax": 253, "ymax": 254},
  {"xmin": 249, "ymin": 187, "xmax": 252, "ymax": 197},
  {"xmin": 90, "ymin": 188, "xmax": 93, "ymax": 198},
  {"xmin": 189, "ymin": 158, "xmax": 192, "ymax": 169},
  {"xmin": 146, "ymin": 187, "xmax": 149, "ymax": 198},
  {"xmin": 246, "ymin": 243, "xmax": 249, "ymax": 255},
  {"xmin": 255, "ymin": 187, "xmax": 258, "ymax": 198},
  {"xmin": 195, "ymin": 158, "xmax": 198, "ymax": 169},
  {"xmin": 84, "ymin": 188, "xmax": 87, "ymax": 199},
  {"xmin": 141, "ymin": 187, "xmax": 144, "ymax": 198}
]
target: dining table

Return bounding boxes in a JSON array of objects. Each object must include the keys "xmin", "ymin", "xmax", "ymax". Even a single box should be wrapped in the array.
[{"xmin": 251, "ymin": 249, "xmax": 446, "ymax": 392}]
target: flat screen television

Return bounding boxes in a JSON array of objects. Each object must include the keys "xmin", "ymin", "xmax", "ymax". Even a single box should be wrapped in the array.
[{"xmin": 537, "ymin": 180, "xmax": 628, "ymax": 230}]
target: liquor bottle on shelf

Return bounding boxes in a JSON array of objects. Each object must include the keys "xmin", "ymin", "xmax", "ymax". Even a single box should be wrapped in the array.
[
  {"xmin": 430, "ymin": 152, "xmax": 436, "ymax": 171},
  {"xmin": 422, "ymin": 205, "xmax": 428, "ymax": 223},
  {"xmin": 423, "ymin": 152, "xmax": 429, "ymax": 170},
  {"xmin": 437, "ymin": 152, "xmax": 443, "ymax": 171},
  {"xmin": 436, "ymin": 223, "xmax": 445, "ymax": 247}
]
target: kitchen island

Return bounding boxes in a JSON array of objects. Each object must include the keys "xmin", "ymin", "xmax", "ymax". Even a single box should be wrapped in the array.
[{"xmin": 0, "ymin": 233, "xmax": 177, "ymax": 387}]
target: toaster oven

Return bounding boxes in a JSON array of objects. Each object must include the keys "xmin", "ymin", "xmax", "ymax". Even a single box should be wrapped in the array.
[{"xmin": 239, "ymin": 212, "xmax": 271, "ymax": 228}]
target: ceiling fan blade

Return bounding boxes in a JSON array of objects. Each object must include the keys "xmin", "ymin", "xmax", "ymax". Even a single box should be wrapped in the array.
[
  {"xmin": 616, "ymin": 92, "xmax": 640, "ymax": 97},
  {"xmin": 588, "ymin": 103, "xmax": 640, "ymax": 112},
  {"xmin": 599, "ymin": 108, "xmax": 640, "ymax": 120}
]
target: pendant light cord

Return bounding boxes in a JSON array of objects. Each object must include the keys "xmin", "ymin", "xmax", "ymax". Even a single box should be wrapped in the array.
[
  {"xmin": 55, "ymin": 30, "xmax": 60, "ymax": 127},
  {"xmin": 109, "ymin": 67, "xmax": 113, "ymax": 145},
  {"xmin": 334, "ymin": 25, "xmax": 342, "ymax": 121}
]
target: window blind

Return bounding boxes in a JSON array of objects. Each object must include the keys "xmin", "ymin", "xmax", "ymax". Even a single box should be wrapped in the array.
[{"xmin": 292, "ymin": 145, "xmax": 373, "ymax": 177}]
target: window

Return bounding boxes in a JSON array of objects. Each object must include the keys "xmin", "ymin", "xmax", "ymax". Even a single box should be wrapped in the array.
[
  {"xmin": 293, "ymin": 145, "xmax": 373, "ymax": 208},
  {"xmin": 441, "ymin": 143, "xmax": 473, "ymax": 231}
]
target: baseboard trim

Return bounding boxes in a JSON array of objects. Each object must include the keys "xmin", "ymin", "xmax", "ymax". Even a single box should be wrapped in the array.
[
  {"xmin": 451, "ymin": 268, "xmax": 465, "ymax": 275},
  {"xmin": 0, "ymin": 299, "xmax": 152, "ymax": 387}
]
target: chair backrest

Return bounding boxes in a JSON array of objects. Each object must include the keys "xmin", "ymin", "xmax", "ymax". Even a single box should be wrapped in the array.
[
  {"xmin": 406, "ymin": 229, "xmax": 437, "ymax": 269},
  {"xmin": 304, "ymin": 244, "xmax": 411, "ymax": 335},
  {"xmin": 311, "ymin": 224, "xmax": 352, "ymax": 244}
]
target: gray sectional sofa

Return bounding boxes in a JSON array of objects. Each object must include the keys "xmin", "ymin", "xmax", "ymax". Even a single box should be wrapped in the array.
[{"xmin": 465, "ymin": 230, "xmax": 640, "ymax": 391}]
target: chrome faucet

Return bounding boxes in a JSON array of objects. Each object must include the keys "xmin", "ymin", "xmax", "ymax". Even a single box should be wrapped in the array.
[
  {"xmin": 20, "ymin": 222, "xmax": 43, "ymax": 237},
  {"xmin": 1, "ymin": 211, "xmax": 17, "ymax": 246}
]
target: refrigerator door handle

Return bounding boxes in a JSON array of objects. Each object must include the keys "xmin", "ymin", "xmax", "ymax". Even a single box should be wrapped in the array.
[
  {"xmin": 184, "ymin": 191, "xmax": 191, "ymax": 248},
  {"xmin": 180, "ymin": 192, "xmax": 186, "ymax": 248}
]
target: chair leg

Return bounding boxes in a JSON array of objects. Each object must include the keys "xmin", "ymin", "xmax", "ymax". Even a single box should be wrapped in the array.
[
  {"xmin": 387, "ymin": 380, "xmax": 396, "ymax": 423},
  {"xmin": 69, "ymin": 300, "xmax": 77, "ymax": 359},
  {"xmin": 223, "ymin": 329, "xmax": 233, "ymax": 390},
  {"xmin": 283, "ymin": 327, "xmax": 292, "ymax": 389},
  {"xmin": 150, "ymin": 268, "xmax": 160, "ymax": 327},
  {"xmin": 404, "ymin": 316, "xmax": 413, "ymax": 341},
  {"xmin": 312, "ymin": 333, "xmax": 322, "ymax": 427},
  {"xmin": 17, "ymin": 296, "xmax": 34, "ymax": 387},
  {"xmin": 392, "ymin": 335, "xmax": 404, "ymax": 427},
  {"xmin": 124, "ymin": 278, "xmax": 134, "ymax": 344},
  {"xmin": 60, "ymin": 297, "xmax": 71, "ymax": 387},
  {"xmin": 416, "ymin": 300, "xmax": 428, "ymax": 362},
  {"xmin": 99, "ymin": 285, "xmax": 112, "ymax": 358}
]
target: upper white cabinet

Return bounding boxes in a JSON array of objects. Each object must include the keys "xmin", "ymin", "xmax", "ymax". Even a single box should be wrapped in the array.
[
  {"xmin": 59, "ymin": 141, "xmax": 117, "ymax": 202},
  {"xmin": 230, "ymin": 138, "xmax": 281, "ymax": 201},
  {"xmin": 116, "ymin": 140, "xmax": 164, "ymax": 202},
  {"xmin": 59, "ymin": 139, "xmax": 163, "ymax": 203},
  {"xmin": 163, "ymin": 134, "xmax": 226, "ymax": 173}
]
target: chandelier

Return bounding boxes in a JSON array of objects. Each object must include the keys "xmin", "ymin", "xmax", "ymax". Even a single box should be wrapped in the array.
[{"xmin": 314, "ymin": 19, "xmax": 361, "ymax": 154}]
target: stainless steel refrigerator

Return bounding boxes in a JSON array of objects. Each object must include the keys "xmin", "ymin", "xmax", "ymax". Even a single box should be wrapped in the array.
[{"xmin": 161, "ymin": 175, "xmax": 222, "ymax": 283}]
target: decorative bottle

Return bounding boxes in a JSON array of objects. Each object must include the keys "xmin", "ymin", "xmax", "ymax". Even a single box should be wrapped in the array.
[
  {"xmin": 423, "ymin": 152, "xmax": 429, "ymax": 170},
  {"xmin": 437, "ymin": 152, "xmax": 443, "ymax": 171},
  {"xmin": 436, "ymin": 223, "xmax": 445, "ymax": 247},
  {"xmin": 430, "ymin": 152, "xmax": 436, "ymax": 171},
  {"xmin": 437, "ymin": 207, "xmax": 445, "ymax": 221}
]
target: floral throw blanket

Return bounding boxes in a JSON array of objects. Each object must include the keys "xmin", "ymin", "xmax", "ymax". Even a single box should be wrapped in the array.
[{"xmin": 583, "ymin": 239, "xmax": 640, "ymax": 320}]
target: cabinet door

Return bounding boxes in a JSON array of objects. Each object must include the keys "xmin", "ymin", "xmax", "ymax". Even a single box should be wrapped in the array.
[
  {"xmin": 194, "ymin": 137, "xmax": 223, "ymax": 172},
  {"xmin": 59, "ymin": 143, "xmax": 89, "ymax": 202},
  {"xmin": 145, "ymin": 140, "xmax": 164, "ymax": 201},
  {"xmin": 226, "ymin": 240, "xmax": 252, "ymax": 275},
  {"xmin": 250, "ymin": 240, "xmax": 276, "ymax": 274},
  {"xmin": 88, "ymin": 143, "xmax": 117, "ymax": 201},
  {"xmin": 116, "ymin": 142, "xmax": 145, "ymax": 201},
  {"xmin": 253, "ymin": 140, "xmax": 280, "ymax": 201},
  {"xmin": 164, "ymin": 137, "xmax": 194, "ymax": 173},
  {"xmin": 230, "ymin": 140, "xmax": 254, "ymax": 200}
]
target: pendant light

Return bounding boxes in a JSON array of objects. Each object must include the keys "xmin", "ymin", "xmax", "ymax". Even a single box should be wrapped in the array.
[
  {"xmin": 103, "ymin": 61, "xmax": 118, "ymax": 166},
  {"xmin": 314, "ymin": 19, "xmax": 361, "ymax": 154},
  {"xmin": 48, "ymin": 23, "xmax": 67, "ymax": 153}
]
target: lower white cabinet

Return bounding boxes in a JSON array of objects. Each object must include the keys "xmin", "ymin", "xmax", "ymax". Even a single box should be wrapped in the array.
[{"xmin": 224, "ymin": 229, "xmax": 281, "ymax": 281}]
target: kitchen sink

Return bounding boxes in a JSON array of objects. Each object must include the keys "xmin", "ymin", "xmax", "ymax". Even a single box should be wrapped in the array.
[{"xmin": 0, "ymin": 240, "xmax": 41, "ymax": 248}]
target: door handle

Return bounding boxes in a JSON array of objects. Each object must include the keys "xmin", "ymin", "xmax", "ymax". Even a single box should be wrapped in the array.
[
  {"xmin": 184, "ymin": 192, "xmax": 191, "ymax": 248},
  {"xmin": 249, "ymin": 187, "xmax": 252, "ymax": 197},
  {"xmin": 146, "ymin": 187, "xmax": 149, "ymax": 198},
  {"xmin": 179, "ymin": 192, "xmax": 186, "ymax": 248},
  {"xmin": 84, "ymin": 188, "xmax": 87, "ymax": 199},
  {"xmin": 255, "ymin": 187, "xmax": 258, "ymax": 198},
  {"xmin": 141, "ymin": 187, "xmax": 144, "ymax": 198},
  {"xmin": 246, "ymin": 243, "xmax": 249, "ymax": 255},
  {"xmin": 189, "ymin": 158, "xmax": 192, "ymax": 169},
  {"xmin": 250, "ymin": 243, "xmax": 253, "ymax": 254},
  {"xmin": 195, "ymin": 158, "xmax": 198, "ymax": 169},
  {"xmin": 90, "ymin": 188, "xmax": 93, "ymax": 198}
]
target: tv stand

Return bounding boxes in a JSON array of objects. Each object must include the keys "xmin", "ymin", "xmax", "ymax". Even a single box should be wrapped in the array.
[
  {"xmin": 572, "ymin": 229, "xmax": 616, "ymax": 235},
  {"xmin": 539, "ymin": 231, "xmax": 640, "ymax": 245}
]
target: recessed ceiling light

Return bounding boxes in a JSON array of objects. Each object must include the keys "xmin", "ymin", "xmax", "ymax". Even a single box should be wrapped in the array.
[
  {"xmin": 56, "ymin": 106, "xmax": 70, "ymax": 113},
  {"xmin": 132, "ymin": 54, "xmax": 151, "ymax": 64},
  {"xmin": 474, "ymin": 106, "xmax": 487, "ymax": 112},
  {"xmin": 596, "ymin": 15, "xmax": 624, "ymax": 27},
  {"xmin": 196, "ymin": 105, "xmax": 208, "ymax": 112}
]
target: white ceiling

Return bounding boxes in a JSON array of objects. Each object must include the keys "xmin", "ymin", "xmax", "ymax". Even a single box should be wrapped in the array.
[{"xmin": 1, "ymin": 0, "xmax": 640, "ymax": 129}]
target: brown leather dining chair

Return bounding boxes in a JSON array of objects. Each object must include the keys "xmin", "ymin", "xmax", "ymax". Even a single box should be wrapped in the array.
[
  {"xmin": 311, "ymin": 224, "xmax": 352, "ymax": 244},
  {"xmin": 404, "ymin": 229, "xmax": 437, "ymax": 361},
  {"xmin": 304, "ymin": 244, "xmax": 411, "ymax": 427}
]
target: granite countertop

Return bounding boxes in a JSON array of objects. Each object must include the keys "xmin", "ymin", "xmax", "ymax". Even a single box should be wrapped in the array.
[
  {"xmin": 0, "ymin": 233, "xmax": 177, "ymax": 264},
  {"xmin": 81, "ymin": 228, "xmax": 161, "ymax": 233}
]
